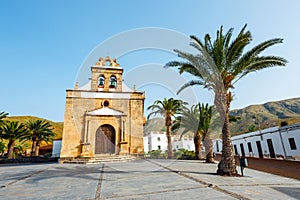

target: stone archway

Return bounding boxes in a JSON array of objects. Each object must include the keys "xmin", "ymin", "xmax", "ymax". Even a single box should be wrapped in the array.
[{"xmin": 95, "ymin": 124, "xmax": 116, "ymax": 154}]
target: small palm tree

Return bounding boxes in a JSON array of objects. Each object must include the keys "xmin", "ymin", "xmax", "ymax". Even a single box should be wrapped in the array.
[
  {"xmin": 1, "ymin": 121, "xmax": 28, "ymax": 159},
  {"xmin": 147, "ymin": 98, "xmax": 185, "ymax": 159},
  {"xmin": 199, "ymin": 104, "xmax": 214, "ymax": 163},
  {"xmin": 173, "ymin": 103, "xmax": 214, "ymax": 162},
  {"xmin": 24, "ymin": 120, "xmax": 55, "ymax": 156},
  {"xmin": 172, "ymin": 104, "xmax": 203, "ymax": 160},
  {"xmin": 166, "ymin": 25, "xmax": 287, "ymax": 175}
]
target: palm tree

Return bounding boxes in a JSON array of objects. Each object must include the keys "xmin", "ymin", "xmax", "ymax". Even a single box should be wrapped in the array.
[
  {"xmin": 24, "ymin": 120, "xmax": 55, "ymax": 156},
  {"xmin": 199, "ymin": 104, "xmax": 214, "ymax": 163},
  {"xmin": 147, "ymin": 98, "xmax": 185, "ymax": 159},
  {"xmin": 173, "ymin": 103, "xmax": 214, "ymax": 162},
  {"xmin": 1, "ymin": 121, "xmax": 28, "ymax": 159},
  {"xmin": 166, "ymin": 25, "xmax": 287, "ymax": 175},
  {"xmin": 172, "ymin": 104, "xmax": 202, "ymax": 160},
  {"xmin": 0, "ymin": 112, "xmax": 8, "ymax": 126}
]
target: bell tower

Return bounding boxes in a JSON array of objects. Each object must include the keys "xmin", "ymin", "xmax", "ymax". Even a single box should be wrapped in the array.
[{"xmin": 91, "ymin": 56, "xmax": 123, "ymax": 92}]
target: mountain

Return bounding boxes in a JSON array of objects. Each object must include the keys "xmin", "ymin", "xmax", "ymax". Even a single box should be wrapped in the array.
[
  {"xmin": 230, "ymin": 97, "xmax": 300, "ymax": 135},
  {"xmin": 143, "ymin": 118, "xmax": 165, "ymax": 135},
  {"xmin": 4, "ymin": 116, "xmax": 63, "ymax": 139}
]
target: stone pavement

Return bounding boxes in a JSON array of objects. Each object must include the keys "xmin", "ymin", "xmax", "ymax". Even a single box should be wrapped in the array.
[{"xmin": 0, "ymin": 159, "xmax": 299, "ymax": 200}]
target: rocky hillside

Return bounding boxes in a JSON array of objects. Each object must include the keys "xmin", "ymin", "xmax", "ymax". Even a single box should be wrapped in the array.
[{"xmin": 230, "ymin": 97, "xmax": 300, "ymax": 135}]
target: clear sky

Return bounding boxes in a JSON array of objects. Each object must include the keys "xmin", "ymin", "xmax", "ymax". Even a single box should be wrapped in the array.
[{"xmin": 1, "ymin": 0, "xmax": 300, "ymax": 122}]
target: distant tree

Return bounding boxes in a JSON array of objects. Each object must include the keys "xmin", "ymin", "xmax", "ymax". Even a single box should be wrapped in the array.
[
  {"xmin": 247, "ymin": 124, "xmax": 256, "ymax": 133},
  {"xmin": 147, "ymin": 98, "xmax": 185, "ymax": 159},
  {"xmin": 280, "ymin": 121, "xmax": 288, "ymax": 127},
  {"xmin": 23, "ymin": 120, "xmax": 55, "ymax": 156},
  {"xmin": 1, "ymin": 121, "xmax": 28, "ymax": 159}
]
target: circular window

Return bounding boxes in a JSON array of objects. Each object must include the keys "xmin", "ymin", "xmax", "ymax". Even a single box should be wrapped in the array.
[{"xmin": 103, "ymin": 101, "xmax": 109, "ymax": 107}]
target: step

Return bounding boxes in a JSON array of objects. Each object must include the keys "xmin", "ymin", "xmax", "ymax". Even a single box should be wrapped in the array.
[{"xmin": 62, "ymin": 155, "xmax": 138, "ymax": 164}]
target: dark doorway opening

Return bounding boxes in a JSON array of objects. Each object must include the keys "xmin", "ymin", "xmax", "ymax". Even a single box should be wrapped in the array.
[
  {"xmin": 240, "ymin": 143, "xmax": 245, "ymax": 157},
  {"xmin": 256, "ymin": 141, "xmax": 263, "ymax": 158},
  {"xmin": 267, "ymin": 139, "xmax": 276, "ymax": 158}
]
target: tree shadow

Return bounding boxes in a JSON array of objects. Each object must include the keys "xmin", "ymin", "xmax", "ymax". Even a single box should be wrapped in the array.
[{"xmin": 271, "ymin": 187, "xmax": 300, "ymax": 199}]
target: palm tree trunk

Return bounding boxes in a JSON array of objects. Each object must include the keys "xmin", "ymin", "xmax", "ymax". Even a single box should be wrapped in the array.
[
  {"xmin": 166, "ymin": 125, "xmax": 173, "ymax": 159},
  {"xmin": 194, "ymin": 133, "xmax": 202, "ymax": 160},
  {"xmin": 35, "ymin": 141, "xmax": 40, "ymax": 156},
  {"xmin": 216, "ymin": 108, "xmax": 237, "ymax": 175},
  {"xmin": 7, "ymin": 140, "xmax": 15, "ymax": 159},
  {"xmin": 31, "ymin": 139, "xmax": 37, "ymax": 157},
  {"xmin": 203, "ymin": 135, "xmax": 214, "ymax": 163},
  {"xmin": 166, "ymin": 116, "xmax": 173, "ymax": 159},
  {"xmin": 215, "ymin": 91, "xmax": 237, "ymax": 176}
]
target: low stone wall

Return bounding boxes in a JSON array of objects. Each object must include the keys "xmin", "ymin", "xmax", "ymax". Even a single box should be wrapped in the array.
[
  {"xmin": 0, "ymin": 157, "xmax": 59, "ymax": 164},
  {"xmin": 215, "ymin": 153, "xmax": 300, "ymax": 180}
]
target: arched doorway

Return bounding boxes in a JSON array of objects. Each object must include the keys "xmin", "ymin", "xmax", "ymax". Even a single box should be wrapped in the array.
[{"xmin": 95, "ymin": 124, "xmax": 116, "ymax": 154}]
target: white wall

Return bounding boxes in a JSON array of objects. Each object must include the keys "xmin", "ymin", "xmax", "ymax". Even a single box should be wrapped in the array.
[
  {"xmin": 143, "ymin": 132, "xmax": 168, "ymax": 152},
  {"xmin": 144, "ymin": 132, "xmax": 198, "ymax": 153},
  {"xmin": 173, "ymin": 138, "xmax": 195, "ymax": 151},
  {"xmin": 52, "ymin": 140, "xmax": 62, "ymax": 157},
  {"xmin": 213, "ymin": 123, "xmax": 300, "ymax": 161}
]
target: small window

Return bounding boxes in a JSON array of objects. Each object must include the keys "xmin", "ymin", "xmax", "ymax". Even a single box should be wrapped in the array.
[
  {"xmin": 103, "ymin": 100, "xmax": 109, "ymax": 107},
  {"xmin": 157, "ymin": 145, "xmax": 161, "ymax": 150},
  {"xmin": 109, "ymin": 75, "xmax": 117, "ymax": 88},
  {"xmin": 157, "ymin": 137, "xmax": 160, "ymax": 141},
  {"xmin": 247, "ymin": 142, "xmax": 253, "ymax": 152},
  {"xmin": 98, "ymin": 75, "xmax": 105, "ymax": 87},
  {"xmin": 289, "ymin": 138, "xmax": 297, "ymax": 150}
]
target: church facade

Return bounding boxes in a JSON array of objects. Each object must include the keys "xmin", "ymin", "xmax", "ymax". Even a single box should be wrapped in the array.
[{"xmin": 60, "ymin": 56, "xmax": 145, "ymax": 160}]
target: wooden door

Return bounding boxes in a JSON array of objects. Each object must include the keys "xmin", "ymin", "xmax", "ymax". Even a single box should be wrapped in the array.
[{"xmin": 95, "ymin": 125, "xmax": 115, "ymax": 154}]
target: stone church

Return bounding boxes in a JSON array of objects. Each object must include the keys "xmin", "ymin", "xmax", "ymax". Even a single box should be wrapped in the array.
[{"xmin": 60, "ymin": 56, "xmax": 145, "ymax": 161}]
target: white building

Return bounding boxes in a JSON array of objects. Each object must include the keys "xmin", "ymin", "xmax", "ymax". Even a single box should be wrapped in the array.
[
  {"xmin": 143, "ymin": 132, "xmax": 195, "ymax": 152},
  {"xmin": 52, "ymin": 140, "xmax": 62, "ymax": 158},
  {"xmin": 213, "ymin": 123, "xmax": 300, "ymax": 160},
  {"xmin": 144, "ymin": 132, "xmax": 169, "ymax": 152},
  {"xmin": 173, "ymin": 135, "xmax": 195, "ymax": 151}
]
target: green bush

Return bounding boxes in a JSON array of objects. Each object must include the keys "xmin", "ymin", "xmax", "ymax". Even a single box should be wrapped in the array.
[
  {"xmin": 148, "ymin": 150, "xmax": 162, "ymax": 158},
  {"xmin": 177, "ymin": 150, "xmax": 197, "ymax": 160}
]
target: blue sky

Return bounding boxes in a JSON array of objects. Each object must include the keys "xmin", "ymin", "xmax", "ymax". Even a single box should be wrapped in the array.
[{"xmin": 1, "ymin": 1, "xmax": 300, "ymax": 122}]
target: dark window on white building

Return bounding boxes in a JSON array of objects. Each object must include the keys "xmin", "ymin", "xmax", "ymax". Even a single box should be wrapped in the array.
[
  {"xmin": 233, "ymin": 144, "xmax": 238, "ymax": 155},
  {"xmin": 158, "ymin": 145, "xmax": 161, "ymax": 150},
  {"xmin": 157, "ymin": 137, "xmax": 160, "ymax": 141},
  {"xmin": 288, "ymin": 138, "xmax": 297, "ymax": 150},
  {"xmin": 247, "ymin": 142, "xmax": 253, "ymax": 152}
]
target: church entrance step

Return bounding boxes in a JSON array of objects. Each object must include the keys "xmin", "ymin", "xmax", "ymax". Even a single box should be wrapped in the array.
[{"xmin": 62, "ymin": 155, "xmax": 139, "ymax": 164}]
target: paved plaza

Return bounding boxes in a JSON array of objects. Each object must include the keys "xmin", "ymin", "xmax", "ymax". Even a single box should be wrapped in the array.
[{"xmin": 0, "ymin": 159, "xmax": 299, "ymax": 200}]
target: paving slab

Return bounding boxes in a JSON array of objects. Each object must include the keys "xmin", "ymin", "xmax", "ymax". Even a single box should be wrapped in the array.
[
  {"xmin": 0, "ymin": 159, "xmax": 299, "ymax": 200},
  {"xmin": 0, "ymin": 163, "xmax": 102, "ymax": 200},
  {"xmin": 149, "ymin": 159, "xmax": 300, "ymax": 200}
]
